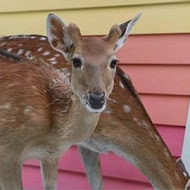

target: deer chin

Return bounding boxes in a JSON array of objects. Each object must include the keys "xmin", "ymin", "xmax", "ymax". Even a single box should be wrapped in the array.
[{"xmin": 86, "ymin": 103, "xmax": 106, "ymax": 113}]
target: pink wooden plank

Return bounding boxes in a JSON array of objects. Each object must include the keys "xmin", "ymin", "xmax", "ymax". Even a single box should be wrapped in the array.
[
  {"xmin": 157, "ymin": 125, "xmax": 185, "ymax": 157},
  {"xmin": 117, "ymin": 34, "xmax": 190, "ymax": 64},
  {"xmin": 140, "ymin": 95, "xmax": 189, "ymax": 126},
  {"xmin": 23, "ymin": 165, "xmax": 152, "ymax": 190},
  {"xmin": 120, "ymin": 65, "xmax": 190, "ymax": 96},
  {"xmin": 24, "ymin": 124, "xmax": 185, "ymax": 183},
  {"xmin": 23, "ymin": 165, "xmax": 43, "ymax": 190}
]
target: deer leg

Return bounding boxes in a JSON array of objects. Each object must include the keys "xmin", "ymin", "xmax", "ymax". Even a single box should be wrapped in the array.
[
  {"xmin": 0, "ymin": 162, "xmax": 23, "ymax": 190},
  {"xmin": 79, "ymin": 145, "xmax": 103, "ymax": 190},
  {"xmin": 41, "ymin": 158, "xmax": 59, "ymax": 190}
]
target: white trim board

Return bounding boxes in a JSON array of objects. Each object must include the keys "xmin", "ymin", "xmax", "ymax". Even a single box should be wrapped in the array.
[{"xmin": 181, "ymin": 97, "xmax": 190, "ymax": 175}]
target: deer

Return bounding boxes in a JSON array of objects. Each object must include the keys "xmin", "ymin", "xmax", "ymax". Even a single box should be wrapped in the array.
[
  {"xmin": 0, "ymin": 13, "xmax": 142, "ymax": 190},
  {"xmin": 0, "ymin": 15, "xmax": 189, "ymax": 190}
]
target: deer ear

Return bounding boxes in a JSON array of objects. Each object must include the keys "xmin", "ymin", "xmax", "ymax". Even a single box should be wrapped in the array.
[
  {"xmin": 46, "ymin": 13, "xmax": 73, "ymax": 60},
  {"xmin": 115, "ymin": 13, "xmax": 142, "ymax": 52}
]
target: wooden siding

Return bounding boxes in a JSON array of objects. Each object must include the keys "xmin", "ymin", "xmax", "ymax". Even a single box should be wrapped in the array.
[
  {"xmin": 23, "ymin": 165, "xmax": 152, "ymax": 190},
  {"xmin": 0, "ymin": 1, "xmax": 190, "ymax": 36}
]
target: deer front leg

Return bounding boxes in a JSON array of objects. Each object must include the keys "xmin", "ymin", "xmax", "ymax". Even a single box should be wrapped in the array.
[
  {"xmin": 41, "ymin": 158, "xmax": 59, "ymax": 190},
  {"xmin": 79, "ymin": 145, "xmax": 103, "ymax": 190},
  {"xmin": 0, "ymin": 162, "xmax": 23, "ymax": 190}
]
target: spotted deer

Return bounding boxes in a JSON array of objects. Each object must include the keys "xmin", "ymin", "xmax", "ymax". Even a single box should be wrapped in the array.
[
  {"xmin": 0, "ymin": 15, "xmax": 189, "ymax": 190},
  {"xmin": 0, "ymin": 13, "xmax": 142, "ymax": 190}
]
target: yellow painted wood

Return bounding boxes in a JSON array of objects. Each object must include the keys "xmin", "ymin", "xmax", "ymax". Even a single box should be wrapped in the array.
[
  {"xmin": 0, "ymin": 1, "xmax": 189, "ymax": 35},
  {"xmin": 0, "ymin": 0, "xmax": 189, "ymax": 13}
]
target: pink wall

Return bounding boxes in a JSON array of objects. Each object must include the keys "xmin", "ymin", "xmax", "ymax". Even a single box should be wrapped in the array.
[{"xmin": 23, "ymin": 34, "xmax": 190, "ymax": 189}]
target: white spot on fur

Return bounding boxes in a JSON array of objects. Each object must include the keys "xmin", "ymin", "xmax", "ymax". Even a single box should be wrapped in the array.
[
  {"xmin": 123, "ymin": 74, "xmax": 129, "ymax": 79},
  {"xmin": 55, "ymin": 53, "xmax": 60, "ymax": 57},
  {"xmin": 123, "ymin": 105, "xmax": 131, "ymax": 113},
  {"xmin": 0, "ymin": 42, "xmax": 6, "ymax": 46},
  {"xmin": 7, "ymin": 48, "xmax": 12, "ymax": 52},
  {"xmin": 25, "ymin": 51, "xmax": 31, "ymax": 56},
  {"xmin": 133, "ymin": 118, "xmax": 149, "ymax": 128},
  {"xmin": 9, "ymin": 36, "xmax": 19, "ymax": 39},
  {"xmin": 30, "ymin": 36, "xmax": 36, "ymax": 39},
  {"xmin": 32, "ymin": 85, "xmax": 38, "ymax": 90},
  {"xmin": 18, "ymin": 44, "xmax": 23, "ymax": 47},
  {"xmin": 51, "ymin": 61, "xmax": 57, "ymax": 65},
  {"xmin": 104, "ymin": 109, "xmax": 112, "ymax": 114},
  {"xmin": 164, "ymin": 148, "xmax": 171, "ymax": 159},
  {"xmin": 154, "ymin": 134, "xmax": 160, "ymax": 141},
  {"xmin": 7, "ymin": 83, "xmax": 16, "ymax": 88},
  {"xmin": 0, "ymin": 103, "xmax": 11, "ymax": 109},
  {"xmin": 141, "ymin": 120, "xmax": 149, "ymax": 128},
  {"xmin": 58, "ymin": 70, "xmax": 71, "ymax": 86},
  {"xmin": 40, "ymin": 37, "xmax": 46, "ymax": 41},
  {"xmin": 48, "ymin": 57, "xmax": 56, "ymax": 61},
  {"xmin": 52, "ymin": 79, "xmax": 60, "ymax": 84},
  {"xmin": 108, "ymin": 98, "xmax": 116, "ymax": 103},
  {"xmin": 17, "ymin": 49, "xmax": 24, "ymax": 55},
  {"xmin": 43, "ymin": 51, "xmax": 50, "ymax": 56},
  {"xmin": 61, "ymin": 108, "xmax": 69, "ymax": 113},
  {"xmin": 119, "ymin": 81, "xmax": 125, "ymax": 89},
  {"xmin": 37, "ymin": 47, "xmax": 43, "ymax": 52},
  {"xmin": 24, "ymin": 106, "xmax": 33, "ymax": 115}
]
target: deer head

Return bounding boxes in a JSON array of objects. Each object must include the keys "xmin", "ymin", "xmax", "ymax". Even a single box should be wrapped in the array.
[{"xmin": 46, "ymin": 13, "xmax": 142, "ymax": 113}]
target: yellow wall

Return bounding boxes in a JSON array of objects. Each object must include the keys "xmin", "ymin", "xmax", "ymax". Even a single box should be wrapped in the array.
[{"xmin": 0, "ymin": 0, "xmax": 190, "ymax": 36}]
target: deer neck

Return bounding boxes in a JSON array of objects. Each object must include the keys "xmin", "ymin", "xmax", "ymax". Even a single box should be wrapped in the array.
[
  {"xmin": 68, "ymin": 94, "xmax": 100, "ymax": 143},
  {"xmin": 49, "ymin": 81, "xmax": 100, "ymax": 144}
]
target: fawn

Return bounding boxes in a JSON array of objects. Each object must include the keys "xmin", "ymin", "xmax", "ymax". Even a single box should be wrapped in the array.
[{"xmin": 0, "ymin": 13, "xmax": 141, "ymax": 190}]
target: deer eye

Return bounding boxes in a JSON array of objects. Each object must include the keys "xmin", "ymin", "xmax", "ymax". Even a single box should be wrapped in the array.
[
  {"xmin": 72, "ymin": 58, "xmax": 82, "ymax": 69},
  {"xmin": 110, "ymin": 59, "xmax": 118, "ymax": 69}
]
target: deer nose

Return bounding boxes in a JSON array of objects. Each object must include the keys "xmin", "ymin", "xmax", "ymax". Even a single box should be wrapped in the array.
[{"xmin": 88, "ymin": 92, "xmax": 105, "ymax": 109}]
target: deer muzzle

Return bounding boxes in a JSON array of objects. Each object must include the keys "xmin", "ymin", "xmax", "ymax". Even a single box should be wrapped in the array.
[{"xmin": 86, "ymin": 92, "xmax": 106, "ymax": 113}]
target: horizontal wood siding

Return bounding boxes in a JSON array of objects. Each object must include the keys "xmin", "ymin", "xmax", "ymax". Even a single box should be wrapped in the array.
[
  {"xmin": 121, "ymin": 65, "xmax": 190, "ymax": 95},
  {"xmin": 118, "ymin": 34, "xmax": 190, "ymax": 65},
  {"xmin": 23, "ymin": 165, "xmax": 152, "ymax": 190}
]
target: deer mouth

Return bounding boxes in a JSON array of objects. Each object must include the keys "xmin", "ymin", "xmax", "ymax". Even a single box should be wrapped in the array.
[{"xmin": 86, "ymin": 102, "xmax": 106, "ymax": 113}]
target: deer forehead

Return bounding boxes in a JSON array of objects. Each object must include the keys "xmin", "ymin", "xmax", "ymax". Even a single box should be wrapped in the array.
[{"xmin": 73, "ymin": 37, "xmax": 116, "ymax": 64}]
